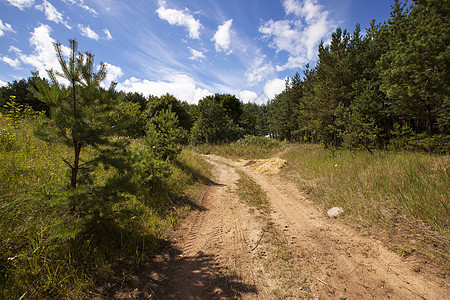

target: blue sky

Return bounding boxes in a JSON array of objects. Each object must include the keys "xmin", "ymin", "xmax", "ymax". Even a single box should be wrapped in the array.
[{"xmin": 0, "ymin": 0, "xmax": 394, "ymax": 104}]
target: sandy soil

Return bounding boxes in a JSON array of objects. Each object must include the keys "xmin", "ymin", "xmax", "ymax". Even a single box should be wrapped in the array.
[{"xmin": 115, "ymin": 154, "xmax": 449, "ymax": 299}]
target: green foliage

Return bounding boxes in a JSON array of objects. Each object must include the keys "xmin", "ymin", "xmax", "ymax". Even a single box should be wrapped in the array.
[
  {"xmin": 241, "ymin": 102, "xmax": 269, "ymax": 136},
  {"xmin": 32, "ymin": 39, "xmax": 118, "ymax": 189},
  {"xmin": 2, "ymin": 95, "xmax": 35, "ymax": 127},
  {"xmin": 132, "ymin": 108, "xmax": 185, "ymax": 189},
  {"xmin": 148, "ymin": 108, "xmax": 185, "ymax": 160},
  {"xmin": 193, "ymin": 135, "xmax": 283, "ymax": 160},
  {"xmin": 0, "ymin": 110, "xmax": 209, "ymax": 298},
  {"xmin": 190, "ymin": 94, "xmax": 244, "ymax": 144},
  {"xmin": 0, "ymin": 77, "xmax": 49, "ymax": 114},
  {"xmin": 109, "ymin": 99, "xmax": 147, "ymax": 137},
  {"xmin": 378, "ymin": 0, "xmax": 449, "ymax": 135},
  {"xmin": 123, "ymin": 91, "xmax": 147, "ymax": 112},
  {"xmin": 237, "ymin": 134, "xmax": 279, "ymax": 147},
  {"xmin": 146, "ymin": 93, "xmax": 193, "ymax": 132},
  {"xmin": 0, "ymin": 126, "xmax": 16, "ymax": 151},
  {"xmin": 266, "ymin": 0, "xmax": 449, "ymax": 152},
  {"xmin": 3, "ymin": 96, "xmax": 23, "ymax": 127}
]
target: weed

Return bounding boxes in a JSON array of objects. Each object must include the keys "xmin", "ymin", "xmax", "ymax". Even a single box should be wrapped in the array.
[{"xmin": 235, "ymin": 170, "xmax": 270, "ymax": 214}]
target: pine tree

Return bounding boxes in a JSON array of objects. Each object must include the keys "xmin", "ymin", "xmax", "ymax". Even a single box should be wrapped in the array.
[
  {"xmin": 32, "ymin": 40, "xmax": 117, "ymax": 188},
  {"xmin": 378, "ymin": 0, "xmax": 449, "ymax": 136}
]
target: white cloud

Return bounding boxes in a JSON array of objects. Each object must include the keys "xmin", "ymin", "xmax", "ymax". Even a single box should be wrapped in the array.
[
  {"xmin": 117, "ymin": 74, "xmax": 212, "ymax": 104},
  {"xmin": 63, "ymin": 0, "xmax": 98, "ymax": 15},
  {"xmin": 212, "ymin": 19, "xmax": 233, "ymax": 53},
  {"xmin": 282, "ymin": 0, "xmax": 303, "ymax": 16},
  {"xmin": 239, "ymin": 90, "xmax": 260, "ymax": 104},
  {"xmin": 1, "ymin": 56, "xmax": 21, "ymax": 68},
  {"xmin": 188, "ymin": 47, "xmax": 205, "ymax": 61},
  {"xmin": 103, "ymin": 29, "xmax": 112, "ymax": 40},
  {"xmin": 5, "ymin": 0, "xmax": 35, "ymax": 10},
  {"xmin": 259, "ymin": 19, "xmax": 300, "ymax": 54},
  {"xmin": 78, "ymin": 24, "xmax": 100, "ymax": 40},
  {"xmin": 260, "ymin": 0, "xmax": 335, "ymax": 71},
  {"xmin": 245, "ymin": 56, "xmax": 275, "ymax": 86},
  {"xmin": 264, "ymin": 78, "xmax": 286, "ymax": 100},
  {"xmin": 0, "ymin": 19, "xmax": 16, "ymax": 36},
  {"xmin": 283, "ymin": 0, "xmax": 321, "ymax": 21},
  {"xmin": 9, "ymin": 46, "xmax": 22, "ymax": 54},
  {"xmin": 156, "ymin": 0, "xmax": 202, "ymax": 39},
  {"xmin": 35, "ymin": 0, "xmax": 71, "ymax": 29},
  {"xmin": 0, "ymin": 79, "xmax": 7, "ymax": 87},
  {"xmin": 276, "ymin": 55, "xmax": 307, "ymax": 72},
  {"xmin": 101, "ymin": 62, "xmax": 123, "ymax": 87},
  {"xmin": 17, "ymin": 24, "xmax": 70, "ymax": 79}
]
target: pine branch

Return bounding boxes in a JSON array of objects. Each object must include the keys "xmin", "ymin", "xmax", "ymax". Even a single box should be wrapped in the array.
[{"xmin": 62, "ymin": 158, "xmax": 74, "ymax": 169}]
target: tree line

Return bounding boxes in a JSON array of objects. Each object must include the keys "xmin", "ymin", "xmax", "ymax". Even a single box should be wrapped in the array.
[
  {"xmin": 268, "ymin": 0, "xmax": 449, "ymax": 152},
  {"xmin": 1, "ymin": 78, "xmax": 269, "ymax": 145}
]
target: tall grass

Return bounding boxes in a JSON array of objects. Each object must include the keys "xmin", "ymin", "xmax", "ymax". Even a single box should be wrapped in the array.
[
  {"xmin": 193, "ymin": 135, "xmax": 285, "ymax": 159},
  {"xmin": 0, "ymin": 113, "xmax": 209, "ymax": 299},
  {"xmin": 282, "ymin": 144, "xmax": 449, "ymax": 268}
]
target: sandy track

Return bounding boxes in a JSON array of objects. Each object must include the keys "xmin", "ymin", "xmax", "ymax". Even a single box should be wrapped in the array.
[
  {"xmin": 141, "ymin": 156, "xmax": 274, "ymax": 299},
  {"xmin": 221, "ymin": 156, "xmax": 449, "ymax": 299},
  {"xmin": 116, "ymin": 154, "xmax": 448, "ymax": 299}
]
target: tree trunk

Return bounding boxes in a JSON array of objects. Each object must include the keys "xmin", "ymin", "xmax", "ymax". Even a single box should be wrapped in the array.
[{"xmin": 71, "ymin": 142, "xmax": 82, "ymax": 188}]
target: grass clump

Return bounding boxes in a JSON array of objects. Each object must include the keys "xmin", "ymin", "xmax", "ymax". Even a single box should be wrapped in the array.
[
  {"xmin": 193, "ymin": 135, "xmax": 285, "ymax": 160},
  {"xmin": 235, "ymin": 170, "xmax": 270, "ymax": 214},
  {"xmin": 282, "ymin": 144, "xmax": 449, "ymax": 271}
]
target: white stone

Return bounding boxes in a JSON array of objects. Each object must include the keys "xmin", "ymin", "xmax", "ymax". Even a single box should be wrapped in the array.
[{"xmin": 327, "ymin": 207, "xmax": 344, "ymax": 218}]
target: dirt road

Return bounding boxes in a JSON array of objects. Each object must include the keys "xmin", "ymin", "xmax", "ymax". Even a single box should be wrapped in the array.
[{"xmin": 118, "ymin": 154, "xmax": 449, "ymax": 299}]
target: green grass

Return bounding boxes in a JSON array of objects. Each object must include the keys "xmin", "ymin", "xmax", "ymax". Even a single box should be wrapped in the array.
[
  {"xmin": 0, "ymin": 113, "xmax": 209, "ymax": 299},
  {"xmin": 192, "ymin": 135, "xmax": 286, "ymax": 160},
  {"xmin": 281, "ymin": 144, "xmax": 449, "ymax": 271},
  {"xmin": 235, "ymin": 170, "xmax": 271, "ymax": 214}
]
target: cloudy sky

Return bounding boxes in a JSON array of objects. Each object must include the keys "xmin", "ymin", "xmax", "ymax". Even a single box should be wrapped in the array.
[{"xmin": 0, "ymin": 0, "xmax": 394, "ymax": 104}]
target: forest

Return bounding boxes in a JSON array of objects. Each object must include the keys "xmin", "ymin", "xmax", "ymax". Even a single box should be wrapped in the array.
[{"xmin": 0, "ymin": 0, "xmax": 448, "ymax": 298}]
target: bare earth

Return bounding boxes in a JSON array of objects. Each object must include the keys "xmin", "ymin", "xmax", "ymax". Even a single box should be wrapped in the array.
[{"xmin": 116, "ymin": 154, "xmax": 449, "ymax": 299}]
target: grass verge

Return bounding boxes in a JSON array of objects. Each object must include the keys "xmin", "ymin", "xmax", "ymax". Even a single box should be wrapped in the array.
[
  {"xmin": 0, "ymin": 113, "xmax": 209, "ymax": 299},
  {"xmin": 192, "ymin": 135, "xmax": 286, "ymax": 160},
  {"xmin": 281, "ymin": 144, "xmax": 449, "ymax": 274}
]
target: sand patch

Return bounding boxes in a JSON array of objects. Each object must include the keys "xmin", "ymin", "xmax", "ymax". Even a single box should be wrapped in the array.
[{"xmin": 243, "ymin": 157, "xmax": 286, "ymax": 175}]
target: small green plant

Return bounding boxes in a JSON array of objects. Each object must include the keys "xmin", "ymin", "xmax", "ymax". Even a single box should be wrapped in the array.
[
  {"xmin": 3, "ymin": 96, "xmax": 24, "ymax": 127},
  {"xmin": 0, "ymin": 127, "xmax": 16, "ymax": 151}
]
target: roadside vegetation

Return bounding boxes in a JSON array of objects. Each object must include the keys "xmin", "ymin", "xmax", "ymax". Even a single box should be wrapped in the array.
[
  {"xmin": 0, "ymin": 41, "xmax": 209, "ymax": 298},
  {"xmin": 282, "ymin": 145, "xmax": 449, "ymax": 273},
  {"xmin": 193, "ymin": 135, "xmax": 285, "ymax": 160},
  {"xmin": 0, "ymin": 109, "xmax": 209, "ymax": 299}
]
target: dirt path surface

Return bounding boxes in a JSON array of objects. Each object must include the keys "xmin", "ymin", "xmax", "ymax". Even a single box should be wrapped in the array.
[{"xmin": 117, "ymin": 154, "xmax": 448, "ymax": 299}]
